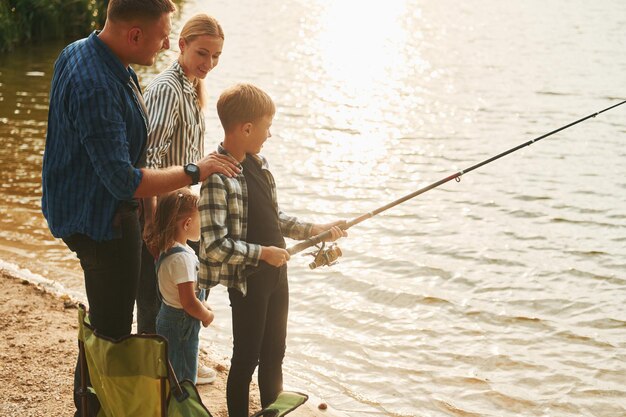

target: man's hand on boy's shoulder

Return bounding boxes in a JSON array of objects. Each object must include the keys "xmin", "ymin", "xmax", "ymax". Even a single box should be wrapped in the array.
[
  {"xmin": 311, "ymin": 220, "xmax": 348, "ymax": 242},
  {"xmin": 197, "ymin": 152, "xmax": 240, "ymax": 181}
]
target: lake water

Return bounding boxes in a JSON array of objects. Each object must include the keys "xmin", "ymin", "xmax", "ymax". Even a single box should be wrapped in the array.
[{"xmin": 1, "ymin": 0, "xmax": 625, "ymax": 415}]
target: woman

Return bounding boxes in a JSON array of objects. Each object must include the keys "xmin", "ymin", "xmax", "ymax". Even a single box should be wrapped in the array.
[
  {"xmin": 137, "ymin": 13, "xmax": 225, "ymax": 385},
  {"xmin": 143, "ymin": 13, "xmax": 224, "ymax": 171}
]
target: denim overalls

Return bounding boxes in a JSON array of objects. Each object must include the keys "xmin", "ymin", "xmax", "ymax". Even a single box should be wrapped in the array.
[{"xmin": 155, "ymin": 246, "xmax": 205, "ymax": 383}]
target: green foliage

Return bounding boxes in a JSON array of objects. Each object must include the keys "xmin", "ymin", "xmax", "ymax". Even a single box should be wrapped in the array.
[
  {"xmin": 0, "ymin": 2, "xmax": 19, "ymax": 51},
  {"xmin": 0, "ymin": 0, "xmax": 108, "ymax": 52}
]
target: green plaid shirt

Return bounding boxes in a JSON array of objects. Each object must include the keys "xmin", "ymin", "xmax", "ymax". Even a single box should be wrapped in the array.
[{"xmin": 198, "ymin": 145, "xmax": 314, "ymax": 295}]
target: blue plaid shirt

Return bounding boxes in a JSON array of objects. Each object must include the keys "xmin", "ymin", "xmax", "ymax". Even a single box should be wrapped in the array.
[{"xmin": 42, "ymin": 32, "xmax": 147, "ymax": 241}]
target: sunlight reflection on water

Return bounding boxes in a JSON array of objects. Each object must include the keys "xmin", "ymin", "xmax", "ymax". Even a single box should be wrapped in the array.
[{"xmin": 0, "ymin": 0, "xmax": 625, "ymax": 415}]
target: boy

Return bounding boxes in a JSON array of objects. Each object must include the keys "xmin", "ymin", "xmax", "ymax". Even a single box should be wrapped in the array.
[{"xmin": 198, "ymin": 83, "xmax": 346, "ymax": 417}]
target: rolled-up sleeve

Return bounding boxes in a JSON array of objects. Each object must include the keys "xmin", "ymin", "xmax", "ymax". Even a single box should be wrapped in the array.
[
  {"xmin": 279, "ymin": 211, "xmax": 314, "ymax": 240},
  {"xmin": 71, "ymin": 86, "xmax": 142, "ymax": 201}
]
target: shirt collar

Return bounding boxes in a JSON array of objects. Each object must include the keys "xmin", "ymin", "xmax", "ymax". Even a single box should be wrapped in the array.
[
  {"xmin": 88, "ymin": 31, "xmax": 139, "ymax": 86},
  {"xmin": 173, "ymin": 60, "xmax": 197, "ymax": 97},
  {"xmin": 249, "ymin": 153, "xmax": 269, "ymax": 170},
  {"xmin": 216, "ymin": 144, "xmax": 269, "ymax": 170},
  {"xmin": 217, "ymin": 144, "xmax": 244, "ymax": 171}
]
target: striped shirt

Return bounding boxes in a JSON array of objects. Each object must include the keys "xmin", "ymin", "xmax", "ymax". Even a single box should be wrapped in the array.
[
  {"xmin": 41, "ymin": 31, "xmax": 146, "ymax": 241},
  {"xmin": 144, "ymin": 61, "xmax": 205, "ymax": 168},
  {"xmin": 198, "ymin": 145, "xmax": 314, "ymax": 295}
]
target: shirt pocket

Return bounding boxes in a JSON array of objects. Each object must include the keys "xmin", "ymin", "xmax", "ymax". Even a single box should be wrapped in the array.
[{"xmin": 145, "ymin": 139, "xmax": 172, "ymax": 168}]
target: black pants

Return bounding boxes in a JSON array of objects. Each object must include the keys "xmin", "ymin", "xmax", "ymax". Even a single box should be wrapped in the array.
[
  {"xmin": 227, "ymin": 265, "xmax": 289, "ymax": 417},
  {"xmin": 63, "ymin": 204, "xmax": 142, "ymax": 416},
  {"xmin": 136, "ymin": 241, "xmax": 160, "ymax": 334}
]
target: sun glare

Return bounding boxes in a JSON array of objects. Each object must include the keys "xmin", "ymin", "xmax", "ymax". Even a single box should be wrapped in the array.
[
  {"xmin": 315, "ymin": 0, "xmax": 411, "ymax": 89},
  {"xmin": 292, "ymin": 0, "xmax": 428, "ymax": 185}
]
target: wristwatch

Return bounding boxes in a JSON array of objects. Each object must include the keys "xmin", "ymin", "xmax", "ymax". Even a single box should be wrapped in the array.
[{"xmin": 184, "ymin": 163, "xmax": 200, "ymax": 185}]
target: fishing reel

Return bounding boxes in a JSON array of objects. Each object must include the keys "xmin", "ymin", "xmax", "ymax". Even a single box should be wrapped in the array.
[{"xmin": 307, "ymin": 242, "xmax": 343, "ymax": 270}]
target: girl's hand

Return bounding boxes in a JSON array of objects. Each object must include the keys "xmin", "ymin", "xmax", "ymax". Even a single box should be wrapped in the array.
[
  {"xmin": 202, "ymin": 310, "xmax": 214, "ymax": 328},
  {"xmin": 178, "ymin": 282, "xmax": 215, "ymax": 327}
]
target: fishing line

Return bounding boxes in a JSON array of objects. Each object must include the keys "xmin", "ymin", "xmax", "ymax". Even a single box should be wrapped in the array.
[{"xmin": 292, "ymin": 100, "xmax": 626, "ymax": 267}]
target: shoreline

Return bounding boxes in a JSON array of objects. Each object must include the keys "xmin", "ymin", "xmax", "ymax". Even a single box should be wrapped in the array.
[{"xmin": 0, "ymin": 267, "xmax": 348, "ymax": 417}]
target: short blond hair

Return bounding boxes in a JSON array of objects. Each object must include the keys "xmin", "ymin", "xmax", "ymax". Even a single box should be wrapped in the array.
[
  {"xmin": 107, "ymin": 0, "xmax": 176, "ymax": 23},
  {"xmin": 217, "ymin": 83, "xmax": 275, "ymax": 133}
]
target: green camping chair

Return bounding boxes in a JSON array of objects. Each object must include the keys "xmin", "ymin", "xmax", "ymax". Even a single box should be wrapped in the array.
[
  {"xmin": 249, "ymin": 391, "xmax": 309, "ymax": 417},
  {"xmin": 77, "ymin": 304, "xmax": 309, "ymax": 417},
  {"xmin": 77, "ymin": 304, "xmax": 213, "ymax": 417}
]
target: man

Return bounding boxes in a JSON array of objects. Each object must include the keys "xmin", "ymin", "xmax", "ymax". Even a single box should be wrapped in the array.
[{"xmin": 41, "ymin": 1, "xmax": 239, "ymax": 414}]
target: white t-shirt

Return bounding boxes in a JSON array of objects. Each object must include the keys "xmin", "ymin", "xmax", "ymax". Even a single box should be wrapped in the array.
[{"xmin": 157, "ymin": 242, "xmax": 199, "ymax": 309}]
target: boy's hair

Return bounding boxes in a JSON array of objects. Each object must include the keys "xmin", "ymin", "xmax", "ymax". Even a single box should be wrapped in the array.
[
  {"xmin": 145, "ymin": 188, "xmax": 199, "ymax": 254},
  {"xmin": 107, "ymin": 0, "xmax": 177, "ymax": 23},
  {"xmin": 217, "ymin": 83, "xmax": 275, "ymax": 133},
  {"xmin": 180, "ymin": 14, "xmax": 224, "ymax": 109}
]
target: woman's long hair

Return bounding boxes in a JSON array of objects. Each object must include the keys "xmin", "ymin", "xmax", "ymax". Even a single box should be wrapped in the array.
[
  {"xmin": 145, "ymin": 188, "xmax": 199, "ymax": 254},
  {"xmin": 179, "ymin": 14, "xmax": 224, "ymax": 108}
]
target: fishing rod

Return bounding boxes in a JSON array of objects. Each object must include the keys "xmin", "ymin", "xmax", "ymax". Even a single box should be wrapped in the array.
[{"xmin": 293, "ymin": 99, "xmax": 626, "ymax": 269}]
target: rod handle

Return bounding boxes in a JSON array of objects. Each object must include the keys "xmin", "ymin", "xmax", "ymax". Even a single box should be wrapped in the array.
[
  {"xmin": 287, "ymin": 230, "xmax": 333, "ymax": 255},
  {"xmin": 287, "ymin": 220, "xmax": 350, "ymax": 256}
]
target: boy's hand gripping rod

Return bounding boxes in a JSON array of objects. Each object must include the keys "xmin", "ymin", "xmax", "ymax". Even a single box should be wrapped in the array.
[{"xmin": 288, "ymin": 100, "xmax": 626, "ymax": 266}]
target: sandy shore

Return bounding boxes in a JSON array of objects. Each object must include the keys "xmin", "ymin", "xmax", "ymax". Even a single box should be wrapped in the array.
[{"xmin": 0, "ymin": 269, "xmax": 346, "ymax": 417}]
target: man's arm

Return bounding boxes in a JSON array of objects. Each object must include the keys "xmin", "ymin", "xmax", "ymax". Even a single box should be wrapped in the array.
[
  {"xmin": 134, "ymin": 153, "xmax": 240, "ymax": 198},
  {"xmin": 72, "ymin": 85, "xmax": 239, "ymax": 200}
]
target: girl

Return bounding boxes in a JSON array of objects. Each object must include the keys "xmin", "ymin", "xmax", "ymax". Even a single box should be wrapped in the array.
[{"xmin": 145, "ymin": 188, "xmax": 214, "ymax": 383}]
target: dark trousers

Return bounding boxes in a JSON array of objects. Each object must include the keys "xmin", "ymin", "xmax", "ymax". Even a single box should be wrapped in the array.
[
  {"xmin": 227, "ymin": 265, "xmax": 289, "ymax": 417},
  {"xmin": 136, "ymin": 241, "xmax": 160, "ymax": 334},
  {"xmin": 63, "ymin": 204, "xmax": 142, "ymax": 416}
]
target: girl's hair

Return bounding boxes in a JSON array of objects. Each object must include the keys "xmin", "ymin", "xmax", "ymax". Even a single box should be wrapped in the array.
[
  {"xmin": 145, "ymin": 188, "xmax": 199, "ymax": 254},
  {"xmin": 217, "ymin": 83, "xmax": 275, "ymax": 133},
  {"xmin": 180, "ymin": 14, "xmax": 224, "ymax": 108}
]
